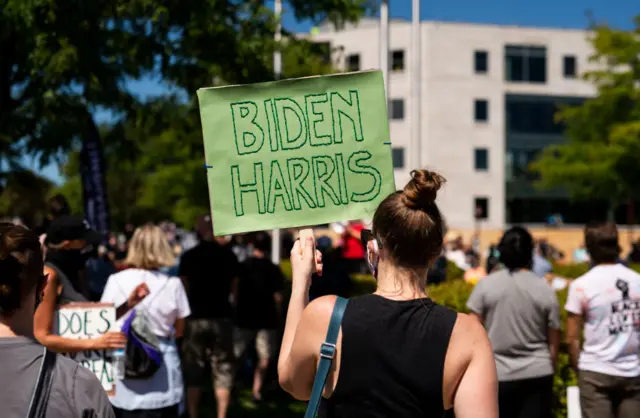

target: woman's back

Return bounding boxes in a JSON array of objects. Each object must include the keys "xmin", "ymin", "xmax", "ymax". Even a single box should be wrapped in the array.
[
  {"xmin": 321, "ymin": 295, "xmax": 457, "ymax": 417},
  {"xmin": 101, "ymin": 269, "xmax": 190, "ymax": 337},
  {"xmin": 278, "ymin": 170, "xmax": 498, "ymax": 418}
]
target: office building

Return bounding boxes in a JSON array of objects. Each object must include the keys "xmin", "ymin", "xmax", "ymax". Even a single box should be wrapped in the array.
[{"xmin": 309, "ymin": 19, "xmax": 596, "ymax": 229}]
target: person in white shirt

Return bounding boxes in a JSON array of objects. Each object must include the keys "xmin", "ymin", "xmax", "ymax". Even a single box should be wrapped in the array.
[
  {"xmin": 101, "ymin": 225, "xmax": 191, "ymax": 418},
  {"xmin": 565, "ymin": 222, "xmax": 640, "ymax": 418},
  {"xmin": 445, "ymin": 231, "xmax": 469, "ymax": 271}
]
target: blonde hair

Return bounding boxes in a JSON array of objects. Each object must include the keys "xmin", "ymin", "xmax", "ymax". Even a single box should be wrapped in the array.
[{"xmin": 124, "ymin": 224, "xmax": 176, "ymax": 270}]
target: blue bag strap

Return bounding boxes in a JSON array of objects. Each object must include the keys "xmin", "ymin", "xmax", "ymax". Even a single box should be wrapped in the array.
[{"xmin": 304, "ymin": 296, "xmax": 349, "ymax": 418}]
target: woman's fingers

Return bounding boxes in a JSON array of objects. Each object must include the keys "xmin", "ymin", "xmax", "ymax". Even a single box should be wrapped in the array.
[
  {"xmin": 315, "ymin": 249, "xmax": 323, "ymax": 276},
  {"xmin": 100, "ymin": 332, "xmax": 127, "ymax": 349},
  {"xmin": 290, "ymin": 239, "xmax": 301, "ymax": 258},
  {"xmin": 107, "ymin": 332, "xmax": 127, "ymax": 342}
]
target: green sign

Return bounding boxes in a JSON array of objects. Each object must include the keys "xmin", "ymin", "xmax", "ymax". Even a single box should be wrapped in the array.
[{"xmin": 197, "ymin": 70, "xmax": 395, "ymax": 235}]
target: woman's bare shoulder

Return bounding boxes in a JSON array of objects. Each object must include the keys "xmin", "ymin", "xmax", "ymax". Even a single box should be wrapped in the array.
[
  {"xmin": 453, "ymin": 313, "xmax": 486, "ymax": 337},
  {"xmin": 443, "ymin": 313, "xmax": 492, "ymax": 408}
]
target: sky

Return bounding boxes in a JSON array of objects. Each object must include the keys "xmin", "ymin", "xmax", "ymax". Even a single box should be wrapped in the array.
[{"xmin": 26, "ymin": 0, "xmax": 636, "ymax": 184}]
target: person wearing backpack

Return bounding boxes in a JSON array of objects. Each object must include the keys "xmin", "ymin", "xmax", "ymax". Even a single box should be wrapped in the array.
[
  {"xmin": 100, "ymin": 224, "xmax": 191, "ymax": 418},
  {"xmin": 0, "ymin": 222, "xmax": 115, "ymax": 418},
  {"xmin": 278, "ymin": 169, "xmax": 498, "ymax": 418}
]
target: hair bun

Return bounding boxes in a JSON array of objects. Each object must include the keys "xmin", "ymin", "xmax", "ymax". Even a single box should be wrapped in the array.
[{"xmin": 402, "ymin": 169, "xmax": 446, "ymax": 210}]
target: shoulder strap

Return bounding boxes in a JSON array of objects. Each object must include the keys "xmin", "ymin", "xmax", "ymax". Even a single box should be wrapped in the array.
[
  {"xmin": 304, "ymin": 296, "xmax": 349, "ymax": 418},
  {"xmin": 26, "ymin": 348, "xmax": 56, "ymax": 418},
  {"xmin": 138, "ymin": 272, "xmax": 173, "ymax": 310},
  {"xmin": 114, "ymin": 270, "xmax": 172, "ymax": 313}
]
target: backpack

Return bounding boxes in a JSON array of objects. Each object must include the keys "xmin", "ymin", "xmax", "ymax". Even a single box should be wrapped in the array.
[{"xmin": 117, "ymin": 272, "xmax": 171, "ymax": 379}]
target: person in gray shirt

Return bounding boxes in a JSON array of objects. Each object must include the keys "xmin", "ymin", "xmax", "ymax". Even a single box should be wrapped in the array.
[
  {"xmin": 467, "ymin": 226, "xmax": 561, "ymax": 418},
  {"xmin": 0, "ymin": 223, "xmax": 115, "ymax": 418}
]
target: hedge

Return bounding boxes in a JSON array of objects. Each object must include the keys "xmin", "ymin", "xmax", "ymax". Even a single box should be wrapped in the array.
[{"xmin": 279, "ymin": 260, "xmax": 640, "ymax": 417}]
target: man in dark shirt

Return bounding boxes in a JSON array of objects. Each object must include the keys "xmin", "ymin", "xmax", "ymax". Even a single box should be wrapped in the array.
[
  {"xmin": 45, "ymin": 215, "xmax": 104, "ymax": 303},
  {"xmin": 234, "ymin": 232, "xmax": 285, "ymax": 402},
  {"xmin": 179, "ymin": 214, "xmax": 239, "ymax": 418}
]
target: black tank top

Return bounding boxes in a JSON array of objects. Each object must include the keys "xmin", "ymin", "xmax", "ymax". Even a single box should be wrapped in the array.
[{"xmin": 319, "ymin": 294, "xmax": 458, "ymax": 418}]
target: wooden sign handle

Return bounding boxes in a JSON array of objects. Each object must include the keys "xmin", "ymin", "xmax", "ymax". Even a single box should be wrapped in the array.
[{"xmin": 299, "ymin": 228, "xmax": 317, "ymax": 273}]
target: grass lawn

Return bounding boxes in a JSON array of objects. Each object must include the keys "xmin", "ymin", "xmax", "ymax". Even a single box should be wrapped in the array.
[{"xmin": 195, "ymin": 387, "xmax": 305, "ymax": 418}]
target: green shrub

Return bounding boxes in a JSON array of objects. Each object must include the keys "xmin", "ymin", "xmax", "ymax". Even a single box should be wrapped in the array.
[
  {"xmin": 446, "ymin": 260, "xmax": 465, "ymax": 281},
  {"xmin": 553, "ymin": 263, "xmax": 590, "ymax": 278},
  {"xmin": 553, "ymin": 263, "xmax": 640, "ymax": 278}
]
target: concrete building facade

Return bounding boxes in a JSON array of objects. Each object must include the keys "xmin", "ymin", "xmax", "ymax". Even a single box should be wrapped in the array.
[{"xmin": 309, "ymin": 19, "xmax": 597, "ymax": 229}]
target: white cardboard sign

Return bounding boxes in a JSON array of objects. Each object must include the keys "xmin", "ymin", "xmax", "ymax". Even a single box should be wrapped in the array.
[{"xmin": 55, "ymin": 303, "xmax": 117, "ymax": 394}]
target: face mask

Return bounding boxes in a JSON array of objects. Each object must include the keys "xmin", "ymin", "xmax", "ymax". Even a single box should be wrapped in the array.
[
  {"xmin": 366, "ymin": 239, "xmax": 380, "ymax": 279},
  {"xmin": 47, "ymin": 248, "xmax": 89, "ymax": 275}
]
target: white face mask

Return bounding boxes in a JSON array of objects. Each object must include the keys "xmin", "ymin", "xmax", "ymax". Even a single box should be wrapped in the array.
[{"xmin": 366, "ymin": 239, "xmax": 380, "ymax": 279}]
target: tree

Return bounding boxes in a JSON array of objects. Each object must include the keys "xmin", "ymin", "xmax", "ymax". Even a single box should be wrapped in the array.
[
  {"xmin": 3, "ymin": 0, "xmax": 367, "ymax": 170},
  {"xmin": 55, "ymin": 97, "xmax": 197, "ymax": 228},
  {"xmin": 0, "ymin": 169, "xmax": 54, "ymax": 226},
  {"xmin": 132, "ymin": 0, "xmax": 373, "ymax": 91},
  {"xmin": 0, "ymin": 0, "xmax": 161, "ymax": 171},
  {"xmin": 531, "ymin": 16, "xmax": 640, "ymax": 218},
  {"xmin": 51, "ymin": 1, "xmax": 372, "ymax": 228}
]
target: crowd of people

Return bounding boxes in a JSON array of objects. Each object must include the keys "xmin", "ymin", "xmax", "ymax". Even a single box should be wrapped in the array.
[{"xmin": 0, "ymin": 169, "xmax": 639, "ymax": 418}]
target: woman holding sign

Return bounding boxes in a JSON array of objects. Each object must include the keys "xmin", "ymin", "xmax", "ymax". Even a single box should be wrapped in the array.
[
  {"xmin": 101, "ymin": 224, "xmax": 191, "ymax": 418},
  {"xmin": 34, "ymin": 215, "xmax": 150, "ymax": 353},
  {"xmin": 278, "ymin": 170, "xmax": 498, "ymax": 418}
]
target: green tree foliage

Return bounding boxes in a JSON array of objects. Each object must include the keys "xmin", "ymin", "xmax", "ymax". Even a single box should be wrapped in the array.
[
  {"xmin": 49, "ymin": 0, "xmax": 371, "ymax": 228},
  {"xmin": 133, "ymin": 0, "xmax": 372, "ymax": 91},
  {"xmin": 532, "ymin": 16, "xmax": 640, "ymax": 208},
  {"xmin": 2, "ymin": 0, "xmax": 370, "ymax": 171},
  {"xmin": 0, "ymin": 0, "xmax": 157, "ymax": 168},
  {"xmin": 56, "ymin": 98, "xmax": 204, "ymax": 228},
  {"xmin": 0, "ymin": 169, "xmax": 54, "ymax": 226}
]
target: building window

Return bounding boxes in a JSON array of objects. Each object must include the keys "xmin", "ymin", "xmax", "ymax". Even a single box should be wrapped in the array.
[
  {"xmin": 389, "ymin": 99, "xmax": 404, "ymax": 120},
  {"xmin": 474, "ymin": 99, "xmax": 488, "ymax": 122},
  {"xmin": 506, "ymin": 97, "xmax": 566, "ymax": 135},
  {"xmin": 505, "ymin": 45, "xmax": 547, "ymax": 83},
  {"xmin": 474, "ymin": 148, "xmax": 489, "ymax": 171},
  {"xmin": 346, "ymin": 54, "xmax": 360, "ymax": 72},
  {"xmin": 563, "ymin": 55, "xmax": 577, "ymax": 78},
  {"xmin": 505, "ymin": 149, "xmax": 541, "ymax": 181},
  {"xmin": 474, "ymin": 50, "xmax": 488, "ymax": 74},
  {"xmin": 391, "ymin": 50, "xmax": 405, "ymax": 71},
  {"xmin": 392, "ymin": 147, "xmax": 405, "ymax": 168},
  {"xmin": 475, "ymin": 197, "xmax": 489, "ymax": 220}
]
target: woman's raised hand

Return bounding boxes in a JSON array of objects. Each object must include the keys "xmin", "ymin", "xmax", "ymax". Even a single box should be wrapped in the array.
[{"xmin": 290, "ymin": 237, "xmax": 323, "ymax": 291}]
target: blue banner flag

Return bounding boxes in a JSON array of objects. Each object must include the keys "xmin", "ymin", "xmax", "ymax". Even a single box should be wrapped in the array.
[{"xmin": 80, "ymin": 115, "xmax": 110, "ymax": 236}]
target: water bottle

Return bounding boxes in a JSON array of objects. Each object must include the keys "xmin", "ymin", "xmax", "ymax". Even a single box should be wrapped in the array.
[{"xmin": 113, "ymin": 348, "xmax": 126, "ymax": 380}]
